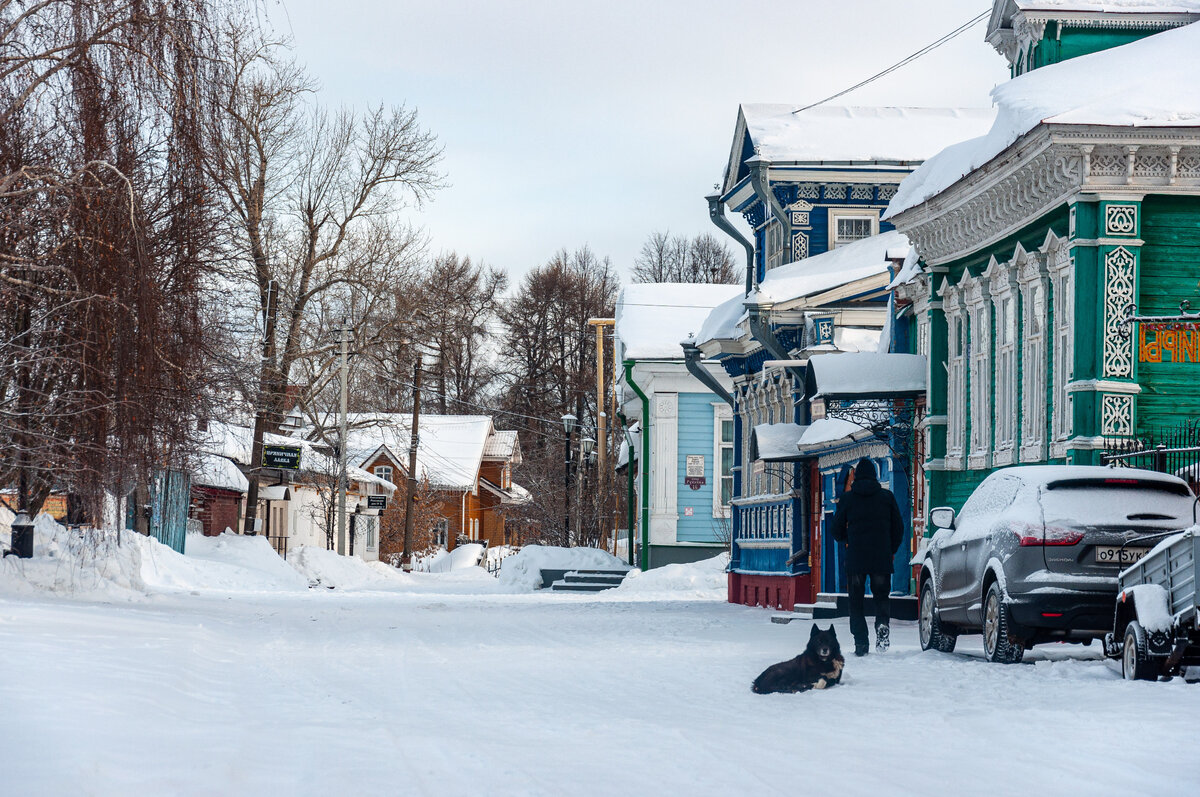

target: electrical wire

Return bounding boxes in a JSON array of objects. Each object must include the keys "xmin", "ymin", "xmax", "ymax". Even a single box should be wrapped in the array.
[{"xmin": 792, "ymin": 9, "xmax": 991, "ymax": 115}]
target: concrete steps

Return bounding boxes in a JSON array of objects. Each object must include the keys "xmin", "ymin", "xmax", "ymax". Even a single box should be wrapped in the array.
[
  {"xmin": 772, "ymin": 592, "xmax": 919, "ymax": 623},
  {"xmin": 544, "ymin": 568, "xmax": 631, "ymax": 592}
]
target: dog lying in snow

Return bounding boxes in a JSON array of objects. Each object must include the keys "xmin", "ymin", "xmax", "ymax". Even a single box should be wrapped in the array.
[{"xmin": 752, "ymin": 624, "xmax": 845, "ymax": 694}]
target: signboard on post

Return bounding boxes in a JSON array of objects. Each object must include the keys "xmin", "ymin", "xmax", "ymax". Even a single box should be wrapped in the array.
[
  {"xmin": 684, "ymin": 455, "xmax": 706, "ymax": 490},
  {"xmin": 367, "ymin": 495, "xmax": 387, "ymax": 510},
  {"xmin": 262, "ymin": 445, "xmax": 302, "ymax": 470}
]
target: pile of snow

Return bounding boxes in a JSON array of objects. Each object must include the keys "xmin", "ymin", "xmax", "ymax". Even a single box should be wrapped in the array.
[
  {"xmin": 497, "ymin": 545, "xmax": 629, "ymax": 591},
  {"xmin": 138, "ymin": 532, "xmax": 309, "ymax": 593},
  {"xmin": 605, "ymin": 553, "xmax": 729, "ymax": 600},
  {"xmin": 426, "ymin": 542, "xmax": 485, "ymax": 573},
  {"xmin": 0, "ymin": 519, "xmax": 311, "ymax": 599},
  {"xmin": 887, "ymin": 22, "xmax": 1200, "ymax": 216},
  {"xmin": 616, "ymin": 283, "xmax": 744, "ymax": 359},
  {"xmin": 0, "ymin": 515, "xmax": 146, "ymax": 599},
  {"xmin": 287, "ymin": 545, "xmax": 411, "ymax": 590}
]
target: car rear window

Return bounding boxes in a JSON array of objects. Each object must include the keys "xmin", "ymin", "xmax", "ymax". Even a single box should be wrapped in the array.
[{"xmin": 1040, "ymin": 479, "xmax": 1195, "ymax": 527}]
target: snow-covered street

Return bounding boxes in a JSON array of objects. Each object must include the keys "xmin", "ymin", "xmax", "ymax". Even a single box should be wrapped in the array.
[{"xmin": 3, "ymin": 550, "xmax": 1198, "ymax": 797}]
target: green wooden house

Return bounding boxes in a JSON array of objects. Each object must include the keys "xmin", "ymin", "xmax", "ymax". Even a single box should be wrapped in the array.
[{"xmin": 886, "ymin": 2, "xmax": 1200, "ymax": 522}]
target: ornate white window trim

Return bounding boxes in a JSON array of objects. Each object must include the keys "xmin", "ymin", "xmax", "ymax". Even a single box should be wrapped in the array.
[
  {"xmin": 986, "ymin": 255, "xmax": 1019, "ymax": 465},
  {"xmin": 965, "ymin": 274, "xmax": 993, "ymax": 470},
  {"xmin": 1018, "ymin": 240, "xmax": 1051, "ymax": 463},
  {"xmin": 940, "ymin": 277, "xmax": 968, "ymax": 470},
  {"xmin": 712, "ymin": 403, "xmax": 734, "ymax": 519},
  {"xmin": 1051, "ymin": 245, "xmax": 1074, "ymax": 454}
]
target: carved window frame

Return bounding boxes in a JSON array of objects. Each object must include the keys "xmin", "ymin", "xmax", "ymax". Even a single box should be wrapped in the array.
[
  {"xmin": 1018, "ymin": 244, "xmax": 1050, "ymax": 462},
  {"xmin": 941, "ymin": 279, "xmax": 967, "ymax": 469},
  {"xmin": 965, "ymin": 274, "xmax": 993, "ymax": 470},
  {"xmin": 987, "ymin": 256, "xmax": 1019, "ymax": 465},
  {"xmin": 1050, "ymin": 246, "xmax": 1074, "ymax": 456}
]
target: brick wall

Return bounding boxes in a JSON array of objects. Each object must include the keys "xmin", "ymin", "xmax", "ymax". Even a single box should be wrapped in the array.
[{"xmin": 192, "ymin": 486, "xmax": 243, "ymax": 536}]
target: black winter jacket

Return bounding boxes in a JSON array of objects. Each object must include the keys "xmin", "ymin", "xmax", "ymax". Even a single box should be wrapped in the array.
[{"xmin": 830, "ymin": 476, "xmax": 904, "ymax": 576}]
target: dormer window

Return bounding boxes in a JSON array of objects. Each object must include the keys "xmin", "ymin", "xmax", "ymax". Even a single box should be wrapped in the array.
[{"xmin": 829, "ymin": 210, "xmax": 877, "ymax": 248}]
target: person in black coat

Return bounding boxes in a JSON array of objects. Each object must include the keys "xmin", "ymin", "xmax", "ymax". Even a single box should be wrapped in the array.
[{"xmin": 831, "ymin": 457, "xmax": 904, "ymax": 656}]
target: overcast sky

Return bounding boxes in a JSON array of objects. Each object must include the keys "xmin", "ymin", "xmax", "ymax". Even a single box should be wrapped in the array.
[{"xmin": 271, "ymin": 1, "xmax": 1009, "ymax": 283}]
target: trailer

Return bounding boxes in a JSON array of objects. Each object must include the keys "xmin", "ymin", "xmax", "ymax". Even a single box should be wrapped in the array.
[{"xmin": 1105, "ymin": 528, "xmax": 1200, "ymax": 680}]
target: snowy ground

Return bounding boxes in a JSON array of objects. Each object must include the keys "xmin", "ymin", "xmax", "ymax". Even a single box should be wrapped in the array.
[{"xmin": 2, "ymin": 535, "xmax": 1198, "ymax": 796}]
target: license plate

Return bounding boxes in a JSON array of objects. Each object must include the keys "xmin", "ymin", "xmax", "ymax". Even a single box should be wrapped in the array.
[{"xmin": 1095, "ymin": 546, "xmax": 1149, "ymax": 564}]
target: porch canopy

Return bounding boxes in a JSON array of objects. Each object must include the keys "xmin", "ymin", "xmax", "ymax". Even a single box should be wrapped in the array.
[
  {"xmin": 749, "ymin": 423, "xmax": 810, "ymax": 462},
  {"xmin": 804, "ymin": 352, "xmax": 926, "ymax": 400}
]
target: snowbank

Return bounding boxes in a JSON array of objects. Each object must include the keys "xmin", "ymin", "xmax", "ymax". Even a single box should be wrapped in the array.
[
  {"xmin": 0, "ymin": 515, "xmax": 146, "ymax": 600},
  {"xmin": 138, "ymin": 532, "xmax": 309, "ymax": 593},
  {"xmin": 497, "ymin": 545, "xmax": 629, "ymax": 591},
  {"xmin": 288, "ymin": 545, "xmax": 412, "ymax": 590},
  {"xmin": 427, "ymin": 543, "xmax": 485, "ymax": 573},
  {"xmin": 604, "ymin": 553, "xmax": 729, "ymax": 600}
]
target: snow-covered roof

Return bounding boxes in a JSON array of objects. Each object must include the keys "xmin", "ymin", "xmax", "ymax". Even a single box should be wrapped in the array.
[
  {"xmin": 796, "ymin": 419, "xmax": 874, "ymax": 452},
  {"xmin": 348, "ymin": 466, "xmax": 396, "ymax": 494},
  {"xmin": 887, "ymin": 248, "xmax": 924, "ymax": 290},
  {"xmin": 696, "ymin": 291, "xmax": 750, "ymax": 346},
  {"xmin": 1014, "ymin": 1, "xmax": 1200, "ymax": 12},
  {"xmin": 750, "ymin": 423, "xmax": 809, "ymax": 461},
  {"xmin": 734, "ymin": 106, "xmax": 997, "ymax": 168},
  {"xmin": 616, "ymin": 283, "xmax": 744, "ymax": 360},
  {"xmin": 482, "ymin": 430, "xmax": 521, "ymax": 463},
  {"xmin": 887, "ymin": 22, "xmax": 1200, "ymax": 218},
  {"xmin": 480, "ymin": 478, "xmax": 530, "ymax": 505},
  {"xmin": 758, "ymin": 230, "xmax": 908, "ymax": 307},
  {"xmin": 191, "ymin": 453, "xmax": 249, "ymax": 493},
  {"xmin": 807, "ymin": 353, "xmax": 927, "ymax": 398},
  {"xmin": 696, "ymin": 232, "xmax": 907, "ymax": 346},
  {"xmin": 347, "ymin": 414, "xmax": 493, "ymax": 492}
]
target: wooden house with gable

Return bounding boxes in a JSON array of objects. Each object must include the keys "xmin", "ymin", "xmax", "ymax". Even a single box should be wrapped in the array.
[
  {"xmin": 886, "ymin": 3, "xmax": 1200, "ymax": 544},
  {"xmin": 691, "ymin": 104, "xmax": 995, "ymax": 611}
]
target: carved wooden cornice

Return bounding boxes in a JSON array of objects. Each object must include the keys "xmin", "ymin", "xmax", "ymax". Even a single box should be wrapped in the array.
[{"xmin": 891, "ymin": 126, "xmax": 1200, "ymax": 266}]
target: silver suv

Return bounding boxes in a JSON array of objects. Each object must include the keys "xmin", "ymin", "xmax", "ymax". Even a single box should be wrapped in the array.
[{"xmin": 915, "ymin": 466, "xmax": 1196, "ymax": 663}]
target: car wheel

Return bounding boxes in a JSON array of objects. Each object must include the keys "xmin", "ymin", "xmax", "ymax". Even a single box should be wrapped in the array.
[
  {"xmin": 919, "ymin": 579, "xmax": 956, "ymax": 652},
  {"xmin": 983, "ymin": 583, "xmax": 1024, "ymax": 664},
  {"xmin": 1121, "ymin": 621, "xmax": 1159, "ymax": 681}
]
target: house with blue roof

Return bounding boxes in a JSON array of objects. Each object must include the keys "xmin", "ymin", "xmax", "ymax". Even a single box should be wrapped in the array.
[{"xmin": 690, "ymin": 104, "xmax": 994, "ymax": 610}]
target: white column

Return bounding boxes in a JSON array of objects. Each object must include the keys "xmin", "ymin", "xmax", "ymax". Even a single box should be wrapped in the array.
[{"xmin": 650, "ymin": 393, "xmax": 678, "ymax": 545}]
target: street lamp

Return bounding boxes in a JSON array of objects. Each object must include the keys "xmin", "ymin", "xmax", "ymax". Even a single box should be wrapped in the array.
[
  {"xmin": 561, "ymin": 413, "xmax": 576, "ymax": 547},
  {"xmin": 582, "ymin": 436, "xmax": 596, "ymax": 458}
]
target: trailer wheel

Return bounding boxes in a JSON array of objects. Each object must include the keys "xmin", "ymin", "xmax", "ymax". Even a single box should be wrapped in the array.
[{"xmin": 1121, "ymin": 621, "xmax": 1159, "ymax": 681}]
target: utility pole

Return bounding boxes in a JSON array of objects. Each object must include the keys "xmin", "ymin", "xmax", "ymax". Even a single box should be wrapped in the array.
[
  {"xmin": 402, "ymin": 351, "xmax": 423, "ymax": 569},
  {"xmin": 588, "ymin": 318, "xmax": 614, "ymax": 550},
  {"xmin": 243, "ymin": 279, "xmax": 278, "ymax": 535},
  {"xmin": 337, "ymin": 320, "xmax": 350, "ymax": 556}
]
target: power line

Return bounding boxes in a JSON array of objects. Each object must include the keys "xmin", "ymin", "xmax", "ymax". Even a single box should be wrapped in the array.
[{"xmin": 792, "ymin": 9, "xmax": 991, "ymax": 115}]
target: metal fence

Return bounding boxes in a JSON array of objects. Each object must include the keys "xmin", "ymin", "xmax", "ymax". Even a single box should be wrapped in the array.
[
  {"xmin": 1102, "ymin": 421, "xmax": 1200, "ymax": 482},
  {"xmin": 267, "ymin": 534, "xmax": 288, "ymax": 559}
]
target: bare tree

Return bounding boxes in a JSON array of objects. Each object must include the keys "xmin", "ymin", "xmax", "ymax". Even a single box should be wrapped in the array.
[
  {"xmin": 1, "ymin": 0, "xmax": 221, "ymax": 519},
  {"xmin": 496, "ymin": 246, "xmax": 619, "ymax": 544},
  {"xmin": 204, "ymin": 22, "xmax": 443, "ymax": 531},
  {"xmin": 630, "ymin": 230, "xmax": 737, "ymax": 284}
]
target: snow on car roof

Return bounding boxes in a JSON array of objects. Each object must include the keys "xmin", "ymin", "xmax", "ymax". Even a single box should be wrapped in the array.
[{"xmin": 995, "ymin": 464, "xmax": 1191, "ymax": 487}]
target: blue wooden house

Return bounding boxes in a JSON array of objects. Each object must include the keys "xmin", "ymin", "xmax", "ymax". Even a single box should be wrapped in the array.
[
  {"xmin": 691, "ymin": 105, "xmax": 994, "ymax": 610},
  {"xmin": 616, "ymin": 282, "xmax": 743, "ymax": 569}
]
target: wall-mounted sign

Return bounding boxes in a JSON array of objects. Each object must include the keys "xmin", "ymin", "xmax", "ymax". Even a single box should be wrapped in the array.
[
  {"xmin": 367, "ymin": 495, "xmax": 387, "ymax": 510},
  {"xmin": 685, "ymin": 455, "xmax": 706, "ymax": 490},
  {"xmin": 1139, "ymin": 324, "xmax": 1200, "ymax": 363},
  {"xmin": 262, "ymin": 445, "xmax": 302, "ymax": 470},
  {"xmin": 683, "ymin": 507, "xmax": 694, "ymax": 516}
]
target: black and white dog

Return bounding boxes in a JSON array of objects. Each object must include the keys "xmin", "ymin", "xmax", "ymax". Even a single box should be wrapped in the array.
[{"xmin": 752, "ymin": 624, "xmax": 845, "ymax": 694}]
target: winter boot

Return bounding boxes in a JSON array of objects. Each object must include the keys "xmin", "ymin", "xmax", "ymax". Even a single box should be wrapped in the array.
[
  {"xmin": 875, "ymin": 623, "xmax": 890, "ymax": 653},
  {"xmin": 854, "ymin": 638, "xmax": 869, "ymax": 657}
]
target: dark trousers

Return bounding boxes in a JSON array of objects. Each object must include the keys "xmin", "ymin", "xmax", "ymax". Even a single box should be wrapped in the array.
[{"xmin": 848, "ymin": 572, "xmax": 891, "ymax": 644}]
